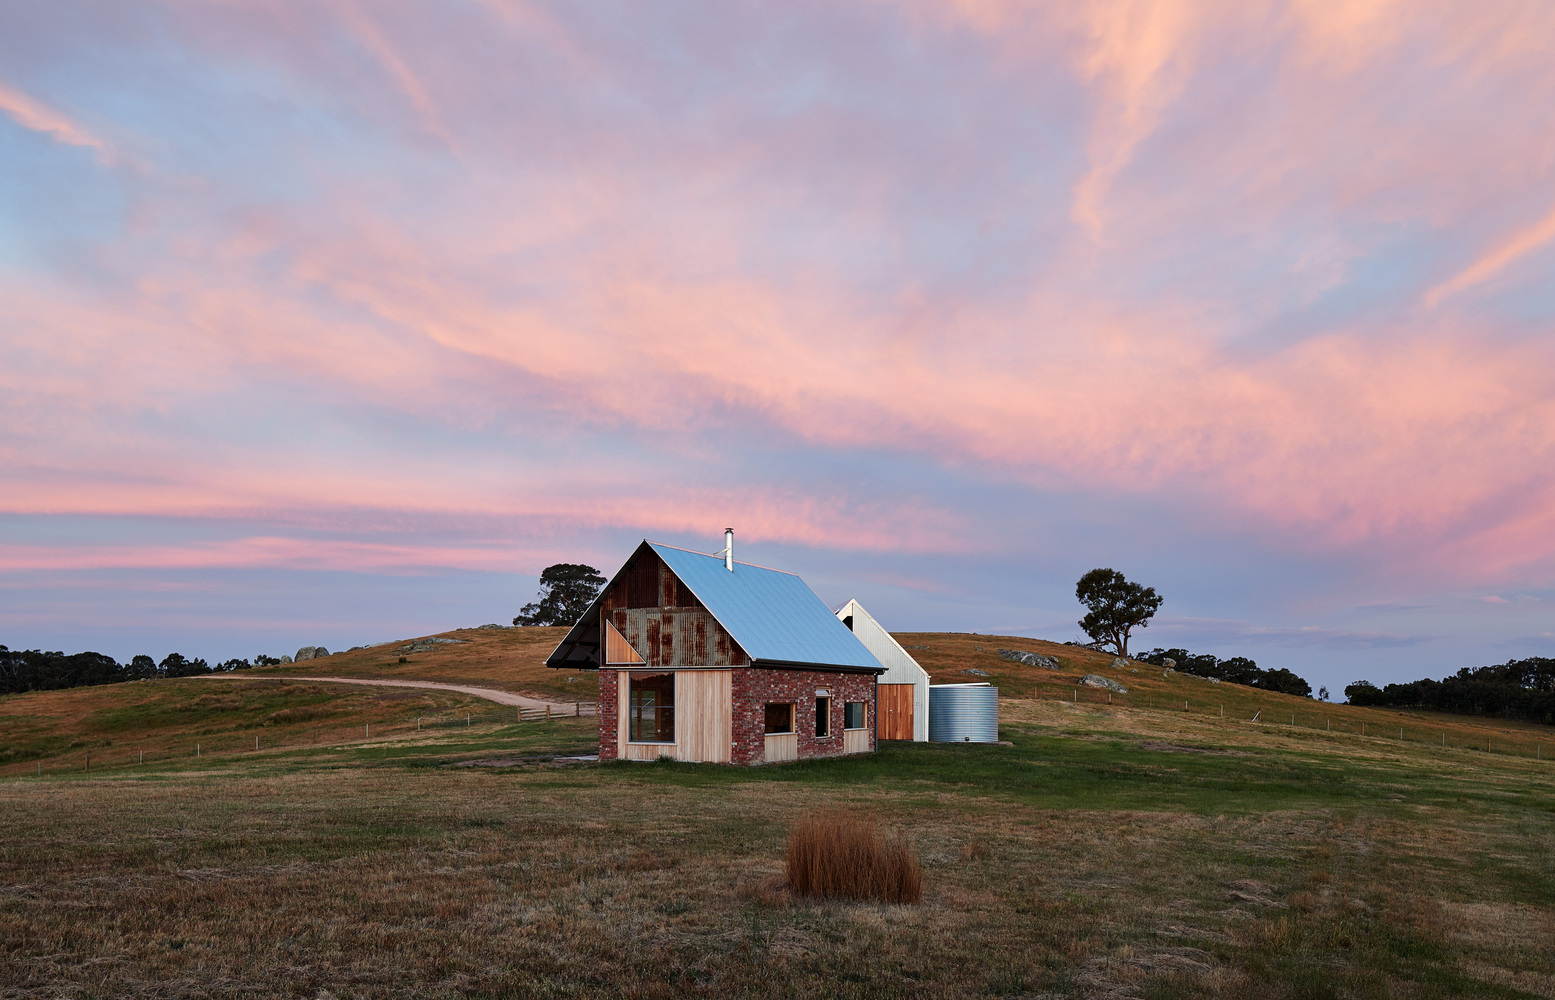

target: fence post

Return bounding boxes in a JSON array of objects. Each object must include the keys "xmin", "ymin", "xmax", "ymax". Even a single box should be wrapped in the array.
[
  {"xmin": 546, "ymin": 705, "xmax": 551, "ymax": 721},
  {"xmin": 466, "ymin": 714, "xmax": 470, "ymax": 727},
  {"xmin": 575, "ymin": 702, "xmax": 580, "ymax": 717}
]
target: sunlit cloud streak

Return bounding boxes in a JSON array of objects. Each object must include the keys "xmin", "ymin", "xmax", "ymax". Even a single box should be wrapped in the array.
[
  {"xmin": 2, "ymin": 0, "xmax": 1555, "ymax": 679},
  {"xmin": 0, "ymin": 78, "xmax": 109, "ymax": 157}
]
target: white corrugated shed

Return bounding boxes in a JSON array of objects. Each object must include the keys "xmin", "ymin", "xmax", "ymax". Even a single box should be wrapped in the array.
[{"xmin": 834, "ymin": 599, "xmax": 930, "ymax": 742}]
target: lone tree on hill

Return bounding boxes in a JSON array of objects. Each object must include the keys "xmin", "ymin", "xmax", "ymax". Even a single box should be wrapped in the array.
[
  {"xmin": 1075, "ymin": 568, "xmax": 1163, "ymax": 658},
  {"xmin": 514, "ymin": 563, "xmax": 606, "ymax": 627}
]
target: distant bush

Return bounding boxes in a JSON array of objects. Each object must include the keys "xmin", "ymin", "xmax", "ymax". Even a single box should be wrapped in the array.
[
  {"xmin": 159, "ymin": 653, "xmax": 212, "ymax": 678},
  {"xmin": 1138, "ymin": 647, "xmax": 1313, "ymax": 697},
  {"xmin": 0, "ymin": 645, "xmax": 127, "ymax": 694},
  {"xmin": 1345, "ymin": 659, "xmax": 1555, "ymax": 724},
  {"xmin": 785, "ymin": 811, "xmax": 921, "ymax": 905},
  {"xmin": 0, "ymin": 644, "xmax": 242, "ymax": 694}
]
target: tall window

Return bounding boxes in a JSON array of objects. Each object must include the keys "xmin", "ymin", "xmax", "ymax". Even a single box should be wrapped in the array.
[
  {"xmin": 630, "ymin": 672, "xmax": 675, "ymax": 743},
  {"xmin": 844, "ymin": 701, "xmax": 866, "ymax": 730},
  {"xmin": 764, "ymin": 703, "xmax": 794, "ymax": 734},
  {"xmin": 815, "ymin": 696, "xmax": 831, "ymax": 737}
]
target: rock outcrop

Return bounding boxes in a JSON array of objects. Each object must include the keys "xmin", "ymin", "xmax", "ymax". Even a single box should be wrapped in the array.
[
  {"xmin": 400, "ymin": 637, "xmax": 465, "ymax": 654},
  {"xmin": 1081, "ymin": 674, "xmax": 1128, "ymax": 693},
  {"xmin": 999, "ymin": 649, "xmax": 1061, "ymax": 670}
]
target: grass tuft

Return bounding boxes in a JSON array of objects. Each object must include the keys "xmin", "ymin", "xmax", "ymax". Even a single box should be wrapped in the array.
[{"xmin": 784, "ymin": 809, "xmax": 922, "ymax": 904}]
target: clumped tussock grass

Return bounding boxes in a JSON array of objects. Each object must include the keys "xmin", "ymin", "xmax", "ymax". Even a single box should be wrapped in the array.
[{"xmin": 785, "ymin": 809, "xmax": 922, "ymax": 904}]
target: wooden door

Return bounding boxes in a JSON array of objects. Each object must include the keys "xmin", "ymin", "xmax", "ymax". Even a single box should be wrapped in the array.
[{"xmin": 879, "ymin": 684, "xmax": 914, "ymax": 740}]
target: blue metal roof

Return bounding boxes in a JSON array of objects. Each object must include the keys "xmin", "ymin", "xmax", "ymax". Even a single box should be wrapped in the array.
[{"xmin": 647, "ymin": 543, "xmax": 882, "ymax": 671}]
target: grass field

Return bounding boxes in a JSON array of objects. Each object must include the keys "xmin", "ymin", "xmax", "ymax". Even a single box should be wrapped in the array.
[{"xmin": 2, "ymin": 633, "xmax": 1553, "ymax": 998}]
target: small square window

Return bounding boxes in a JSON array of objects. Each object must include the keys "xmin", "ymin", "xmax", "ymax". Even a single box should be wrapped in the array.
[
  {"xmin": 764, "ymin": 703, "xmax": 794, "ymax": 734},
  {"xmin": 844, "ymin": 701, "xmax": 866, "ymax": 730},
  {"xmin": 815, "ymin": 697, "xmax": 831, "ymax": 737}
]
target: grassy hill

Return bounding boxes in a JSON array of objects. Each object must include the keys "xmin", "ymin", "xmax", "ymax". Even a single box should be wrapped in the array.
[
  {"xmin": 269, "ymin": 626, "xmax": 1553, "ymax": 761},
  {"xmin": 3, "ymin": 630, "xmax": 1553, "ymax": 997},
  {"xmin": 262, "ymin": 624, "xmax": 582, "ymax": 700}
]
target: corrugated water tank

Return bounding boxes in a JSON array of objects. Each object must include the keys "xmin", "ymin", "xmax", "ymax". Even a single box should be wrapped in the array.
[{"xmin": 928, "ymin": 683, "xmax": 999, "ymax": 743}]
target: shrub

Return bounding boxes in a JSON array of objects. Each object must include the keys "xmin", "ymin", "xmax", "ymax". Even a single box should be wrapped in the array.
[{"xmin": 784, "ymin": 810, "xmax": 922, "ymax": 905}]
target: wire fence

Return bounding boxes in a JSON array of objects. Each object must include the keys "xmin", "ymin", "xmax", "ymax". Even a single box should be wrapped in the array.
[{"xmin": 7, "ymin": 702, "xmax": 598, "ymax": 779}]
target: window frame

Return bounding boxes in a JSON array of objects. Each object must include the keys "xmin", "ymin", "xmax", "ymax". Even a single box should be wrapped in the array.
[
  {"xmin": 628, "ymin": 671, "xmax": 676, "ymax": 744},
  {"xmin": 764, "ymin": 702, "xmax": 795, "ymax": 735},
  {"xmin": 844, "ymin": 701, "xmax": 868, "ymax": 731},
  {"xmin": 815, "ymin": 696, "xmax": 831, "ymax": 738}
]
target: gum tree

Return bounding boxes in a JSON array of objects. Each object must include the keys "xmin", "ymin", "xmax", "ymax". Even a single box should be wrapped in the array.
[{"xmin": 1075, "ymin": 568, "xmax": 1163, "ymax": 658}]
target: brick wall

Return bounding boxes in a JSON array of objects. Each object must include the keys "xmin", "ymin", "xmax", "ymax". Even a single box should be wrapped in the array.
[
  {"xmin": 730, "ymin": 668, "xmax": 876, "ymax": 765},
  {"xmin": 598, "ymin": 669, "xmax": 619, "ymax": 759}
]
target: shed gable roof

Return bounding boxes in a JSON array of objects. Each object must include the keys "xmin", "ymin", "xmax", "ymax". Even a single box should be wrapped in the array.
[{"xmin": 545, "ymin": 541, "xmax": 883, "ymax": 672}]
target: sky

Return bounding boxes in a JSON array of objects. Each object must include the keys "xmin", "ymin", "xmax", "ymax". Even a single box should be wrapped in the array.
[{"xmin": 2, "ymin": 0, "xmax": 1553, "ymax": 695}]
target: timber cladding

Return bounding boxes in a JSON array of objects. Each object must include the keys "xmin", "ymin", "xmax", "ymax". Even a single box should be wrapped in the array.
[
  {"xmin": 607, "ymin": 668, "xmax": 732, "ymax": 763},
  {"xmin": 676, "ymin": 670, "xmax": 733, "ymax": 763},
  {"xmin": 879, "ymin": 683, "xmax": 915, "ymax": 740}
]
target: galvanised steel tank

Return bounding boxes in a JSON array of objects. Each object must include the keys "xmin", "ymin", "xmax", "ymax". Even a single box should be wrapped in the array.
[{"xmin": 927, "ymin": 683, "xmax": 999, "ymax": 743}]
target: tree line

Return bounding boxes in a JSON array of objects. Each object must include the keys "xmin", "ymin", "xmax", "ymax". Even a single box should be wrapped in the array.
[
  {"xmin": 1345, "ymin": 658, "xmax": 1555, "ymax": 724},
  {"xmin": 0, "ymin": 646, "xmax": 282, "ymax": 695},
  {"xmin": 1136, "ymin": 647, "xmax": 1314, "ymax": 697}
]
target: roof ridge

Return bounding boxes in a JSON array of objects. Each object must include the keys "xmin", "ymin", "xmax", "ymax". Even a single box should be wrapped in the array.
[{"xmin": 645, "ymin": 539, "xmax": 800, "ymax": 577}]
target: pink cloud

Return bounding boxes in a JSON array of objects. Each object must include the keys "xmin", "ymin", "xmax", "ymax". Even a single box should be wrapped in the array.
[
  {"xmin": 0, "ymin": 79, "xmax": 109, "ymax": 157},
  {"xmin": 4, "ymin": 0, "xmax": 1555, "ymax": 589}
]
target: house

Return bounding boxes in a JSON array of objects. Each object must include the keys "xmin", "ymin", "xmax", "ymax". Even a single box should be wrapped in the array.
[
  {"xmin": 546, "ymin": 532, "xmax": 885, "ymax": 764},
  {"xmin": 834, "ymin": 599, "xmax": 931, "ymax": 741}
]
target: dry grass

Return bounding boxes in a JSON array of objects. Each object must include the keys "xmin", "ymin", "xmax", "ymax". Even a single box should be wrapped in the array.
[
  {"xmin": 266, "ymin": 625, "xmax": 591, "ymax": 702},
  {"xmin": 785, "ymin": 810, "xmax": 923, "ymax": 905},
  {"xmin": 0, "ymin": 678, "xmax": 513, "ymax": 777},
  {"xmin": 898, "ymin": 630, "xmax": 1555, "ymax": 761},
  {"xmin": 3, "ymin": 630, "xmax": 1553, "ymax": 997}
]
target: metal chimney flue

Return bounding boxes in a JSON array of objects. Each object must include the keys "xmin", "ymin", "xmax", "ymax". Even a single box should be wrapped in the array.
[{"xmin": 724, "ymin": 528, "xmax": 734, "ymax": 572}]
